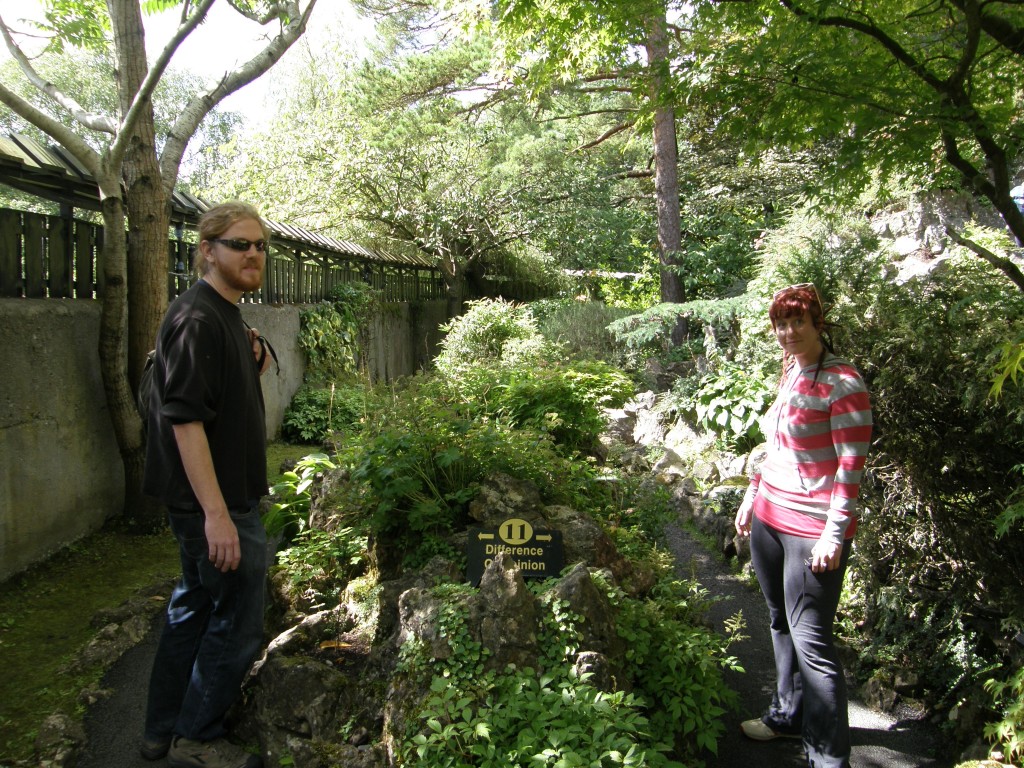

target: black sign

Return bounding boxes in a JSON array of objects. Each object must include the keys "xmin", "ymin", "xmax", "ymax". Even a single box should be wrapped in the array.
[{"xmin": 467, "ymin": 517, "xmax": 564, "ymax": 585}]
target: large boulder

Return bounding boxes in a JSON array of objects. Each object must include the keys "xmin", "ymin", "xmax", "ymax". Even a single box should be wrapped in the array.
[
  {"xmin": 468, "ymin": 552, "xmax": 541, "ymax": 671},
  {"xmin": 241, "ymin": 608, "xmax": 380, "ymax": 767}
]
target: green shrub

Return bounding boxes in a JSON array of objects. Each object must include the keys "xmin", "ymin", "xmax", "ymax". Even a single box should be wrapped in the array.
[
  {"xmin": 299, "ymin": 282, "xmax": 381, "ymax": 383},
  {"xmin": 688, "ymin": 362, "xmax": 774, "ymax": 452},
  {"xmin": 434, "ymin": 298, "xmax": 548, "ymax": 381},
  {"xmin": 531, "ymin": 299, "xmax": 633, "ymax": 364},
  {"xmin": 612, "ymin": 576, "xmax": 742, "ymax": 760},
  {"xmin": 495, "ymin": 361, "xmax": 635, "ymax": 453},
  {"xmin": 264, "ymin": 452, "xmax": 337, "ymax": 540},
  {"xmin": 397, "ymin": 583, "xmax": 692, "ymax": 768},
  {"xmin": 343, "ymin": 376, "xmax": 597, "ymax": 572},
  {"xmin": 608, "ymin": 297, "xmax": 749, "ymax": 370},
  {"xmin": 281, "ymin": 382, "xmax": 368, "ymax": 443},
  {"xmin": 299, "ymin": 302, "xmax": 358, "ymax": 383},
  {"xmin": 275, "ymin": 526, "xmax": 367, "ymax": 595},
  {"xmin": 985, "ymin": 663, "xmax": 1024, "ymax": 765},
  {"xmin": 599, "ymin": 260, "xmax": 661, "ymax": 310}
]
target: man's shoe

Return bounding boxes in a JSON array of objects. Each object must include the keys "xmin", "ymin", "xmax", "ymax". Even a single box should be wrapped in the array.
[
  {"xmin": 168, "ymin": 736, "xmax": 262, "ymax": 768},
  {"xmin": 140, "ymin": 734, "xmax": 172, "ymax": 760},
  {"xmin": 740, "ymin": 718, "xmax": 802, "ymax": 741}
]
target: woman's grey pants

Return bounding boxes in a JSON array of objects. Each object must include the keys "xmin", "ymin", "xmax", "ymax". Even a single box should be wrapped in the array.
[{"xmin": 750, "ymin": 515, "xmax": 852, "ymax": 768}]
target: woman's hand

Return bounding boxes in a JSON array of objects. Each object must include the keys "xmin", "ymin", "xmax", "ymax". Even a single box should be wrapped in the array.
[
  {"xmin": 809, "ymin": 538, "xmax": 842, "ymax": 573},
  {"xmin": 734, "ymin": 495, "xmax": 754, "ymax": 538}
]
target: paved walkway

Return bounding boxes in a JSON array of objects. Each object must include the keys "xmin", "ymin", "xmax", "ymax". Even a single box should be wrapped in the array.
[
  {"xmin": 75, "ymin": 526, "xmax": 951, "ymax": 768},
  {"xmin": 662, "ymin": 522, "xmax": 951, "ymax": 768}
]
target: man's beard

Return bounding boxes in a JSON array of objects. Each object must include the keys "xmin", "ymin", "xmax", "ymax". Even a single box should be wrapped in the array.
[{"xmin": 221, "ymin": 261, "xmax": 264, "ymax": 292}]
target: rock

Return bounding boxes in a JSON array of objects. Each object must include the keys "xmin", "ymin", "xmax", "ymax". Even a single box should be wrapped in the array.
[
  {"xmin": 860, "ymin": 675, "xmax": 898, "ymax": 712},
  {"xmin": 689, "ymin": 457, "xmax": 719, "ymax": 485},
  {"xmin": 34, "ymin": 714, "xmax": 85, "ymax": 768},
  {"xmin": 244, "ymin": 612, "xmax": 379, "ymax": 766},
  {"xmin": 894, "ymin": 671, "xmax": 921, "ymax": 695},
  {"xmin": 632, "ymin": 407, "xmax": 667, "ymax": 447},
  {"xmin": 958, "ymin": 739, "xmax": 994, "ymax": 762},
  {"xmin": 574, "ymin": 651, "xmax": 619, "ymax": 693},
  {"xmin": 544, "ymin": 505, "xmax": 630, "ymax": 585},
  {"xmin": 663, "ymin": 418, "xmax": 713, "ymax": 456},
  {"xmin": 371, "ymin": 558, "xmax": 463, "ymax": 649},
  {"xmin": 469, "ymin": 552, "xmax": 541, "ymax": 671},
  {"xmin": 651, "ymin": 447, "xmax": 688, "ymax": 480},
  {"xmin": 468, "ymin": 473, "xmax": 545, "ymax": 526},
  {"xmin": 713, "ymin": 454, "xmax": 746, "ymax": 480},
  {"xmin": 306, "ymin": 466, "xmax": 352, "ymax": 532},
  {"xmin": 397, "ymin": 587, "xmax": 457, "ymax": 662},
  {"xmin": 602, "ymin": 408, "xmax": 635, "ymax": 444},
  {"xmin": 617, "ymin": 445, "xmax": 652, "ymax": 474},
  {"xmin": 66, "ymin": 613, "xmax": 151, "ymax": 672},
  {"xmin": 893, "ymin": 235, "xmax": 920, "ymax": 257},
  {"xmin": 544, "ymin": 564, "xmax": 625, "ymax": 676},
  {"xmin": 623, "ymin": 391, "xmax": 657, "ymax": 415}
]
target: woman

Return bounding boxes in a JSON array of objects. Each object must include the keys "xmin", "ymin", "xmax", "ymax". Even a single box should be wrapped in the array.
[{"xmin": 734, "ymin": 283, "xmax": 872, "ymax": 768}]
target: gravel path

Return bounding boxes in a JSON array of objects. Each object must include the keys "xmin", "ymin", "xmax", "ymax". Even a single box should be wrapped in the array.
[{"xmin": 662, "ymin": 521, "xmax": 951, "ymax": 768}]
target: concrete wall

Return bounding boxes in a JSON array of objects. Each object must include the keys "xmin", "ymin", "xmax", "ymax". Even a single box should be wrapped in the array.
[
  {"xmin": 1, "ymin": 300, "xmax": 124, "ymax": 580},
  {"xmin": 0, "ymin": 297, "xmax": 448, "ymax": 581}
]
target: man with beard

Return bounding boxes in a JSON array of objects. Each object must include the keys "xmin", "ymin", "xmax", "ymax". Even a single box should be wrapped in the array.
[{"xmin": 140, "ymin": 201, "xmax": 272, "ymax": 768}]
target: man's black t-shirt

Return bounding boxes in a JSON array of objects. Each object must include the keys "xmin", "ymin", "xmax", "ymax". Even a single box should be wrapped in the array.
[{"xmin": 143, "ymin": 280, "xmax": 268, "ymax": 510}]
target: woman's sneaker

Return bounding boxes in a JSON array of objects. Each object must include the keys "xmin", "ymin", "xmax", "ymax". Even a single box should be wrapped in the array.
[
  {"xmin": 740, "ymin": 718, "xmax": 802, "ymax": 741},
  {"xmin": 167, "ymin": 736, "xmax": 262, "ymax": 768}
]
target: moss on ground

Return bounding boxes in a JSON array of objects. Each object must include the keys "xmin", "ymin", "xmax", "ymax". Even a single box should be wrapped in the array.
[
  {"xmin": 0, "ymin": 441, "xmax": 318, "ymax": 763},
  {"xmin": 0, "ymin": 530, "xmax": 179, "ymax": 760}
]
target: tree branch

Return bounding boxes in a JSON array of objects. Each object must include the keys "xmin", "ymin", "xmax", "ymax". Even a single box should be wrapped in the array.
[
  {"xmin": 778, "ymin": 0, "xmax": 946, "ymax": 92},
  {"xmin": 112, "ymin": 0, "xmax": 217, "ymax": 173},
  {"xmin": 945, "ymin": 226, "xmax": 1024, "ymax": 292},
  {"xmin": 572, "ymin": 120, "xmax": 636, "ymax": 151},
  {"xmin": 539, "ymin": 107, "xmax": 637, "ymax": 123},
  {"xmin": 0, "ymin": 81, "xmax": 103, "ymax": 181},
  {"xmin": 949, "ymin": 0, "xmax": 1024, "ymax": 56},
  {"xmin": 0, "ymin": 15, "xmax": 118, "ymax": 135},
  {"xmin": 160, "ymin": 0, "xmax": 319, "ymax": 188}
]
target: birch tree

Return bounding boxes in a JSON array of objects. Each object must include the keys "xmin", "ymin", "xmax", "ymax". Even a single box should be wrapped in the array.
[{"xmin": 0, "ymin": 0, "xmax": 318, "ymax": 529}]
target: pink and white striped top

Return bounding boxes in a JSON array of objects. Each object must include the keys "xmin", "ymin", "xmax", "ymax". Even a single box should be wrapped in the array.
[{"xmin": 750, "ymin": 355, "xmax": 873, "ymax": 543}]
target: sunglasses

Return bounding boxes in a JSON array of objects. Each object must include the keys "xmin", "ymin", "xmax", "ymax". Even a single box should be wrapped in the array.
[
  {"xmin": 209, "ymin": 238, "xmax": 267, "ymax": 253},
  {"xmin": 773, "ymin": 282, "xmax": 823, "ymax": 312}
]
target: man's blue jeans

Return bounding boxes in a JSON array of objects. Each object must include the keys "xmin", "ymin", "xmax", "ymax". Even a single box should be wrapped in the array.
[{"xmin": 144, "ymin": 505, "xmax": 267, "ymax": 743}]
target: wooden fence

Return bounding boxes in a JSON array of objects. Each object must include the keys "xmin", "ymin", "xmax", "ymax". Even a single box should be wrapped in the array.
[
  {"xmin": 0, "ymin": 207, "xmax": 551, "ymax": 305},
  {"xmin": 0, "ymin": 207, "xmax": 450, "ymax": 304}
]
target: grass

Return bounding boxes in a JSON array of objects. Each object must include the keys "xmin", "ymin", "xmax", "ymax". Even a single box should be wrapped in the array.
[{"xmin": 0, "ymin": 441, "xmax": 320, "ymax": 763}]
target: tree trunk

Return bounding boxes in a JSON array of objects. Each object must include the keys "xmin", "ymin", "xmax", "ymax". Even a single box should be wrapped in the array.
[
  {"xmin": 96, "ymin": 192, "xmax": 163, "ymax": 531},
  {"xmin": 106, "ymin": 0, "xmax": 167, "ymax": 530},
  {"xmin": 109, "ymin": 0, "xmax": 169, "ymax": 389},
  {"xmin": 644, "ymin": 7, "xmax": 687, "ymax": 341},
  {"xmin": 445, "ymin": 272, "xmax": 466, "ymax": 319}
]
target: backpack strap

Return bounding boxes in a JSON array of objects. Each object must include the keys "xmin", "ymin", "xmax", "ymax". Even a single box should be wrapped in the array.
[
  {"xmin": 255, "ymin": 334, "xmax": 280, "ymax": 375},
  {"xmin": 243, "ymin": 319, "xmax": 280, "ymax": 375}
]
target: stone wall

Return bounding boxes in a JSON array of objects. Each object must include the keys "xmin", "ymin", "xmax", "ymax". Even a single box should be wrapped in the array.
[{"xmin": 0, "ymin": 298, "xmax": 448, "ymax": 581}]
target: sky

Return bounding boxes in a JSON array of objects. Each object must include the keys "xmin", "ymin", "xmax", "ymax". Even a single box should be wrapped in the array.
[{"xmin": 1, "ymin": 1, "xmax": 372, "ymax": 127}]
